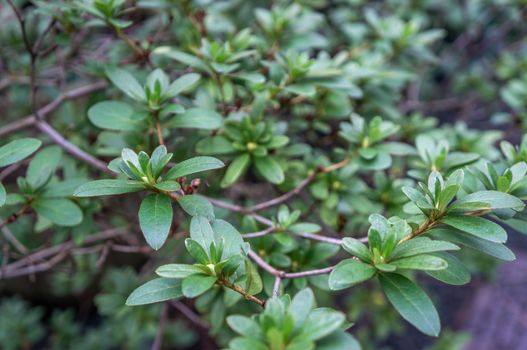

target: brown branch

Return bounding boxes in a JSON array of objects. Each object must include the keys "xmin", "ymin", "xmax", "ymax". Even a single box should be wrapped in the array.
[{"xmin": 217, "ymin": 277, "xmax": 266, "ymax": 307}]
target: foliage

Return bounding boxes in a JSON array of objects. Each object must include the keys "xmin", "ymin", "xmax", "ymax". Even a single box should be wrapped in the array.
[{"xmin": 1, "ymin": 0, "xmax": 527, "ymax": 349}]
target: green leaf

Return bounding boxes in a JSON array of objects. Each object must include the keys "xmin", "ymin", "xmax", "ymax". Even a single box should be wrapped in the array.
[
  {"xmin": 212, "ymin": 219, "xmax": 248, "ymax": 257},
  {"xmin": 452, "ymin": 190, "xmax": 525, "ymax": 211},
  {"xmin": 26, "ymin": 146, "xmax": 62, "ymax": 190},
  {"xmin": 316, "ymin": 332, "xmax": 361, "ymax": 350},
  {"xmin": 166, "ymin": 73, "xmax": 201, "ymax": 98},
  {"xmin": 329, "ymin": 259, "xmax": 376, "ymax": 290},
  {"xmin": 226, "ymin": 316, "xmax": 262, "ymax": 338},
  {"xmin": 87, "ymin": 101, "xmax": 143, "ymax": 131},
  {"xmin": 229, "ymin": 338, "xmax": 268, "ymax": 350},
  {"xmin": 0, "ymin": 138, "xmax": 41, "ymax": 167},
  {"xmin": 379, "ymin": 273, "xmax": 440, "ymax": 337},
  {"xmin": 0, "ymin": 183, "xmax": 5, "ymax": 207},
  {"xmin": 289, "ymin": 288, "xmax": 314, "ymax": 329},
  {"xmin": 154, "ymin": 180, "xmax": 181, "ymax": 192},
  {"xmin": 166, "ymin": 156, "xmax": 224, "ymax": 179},
  {"xmin": 74, "ymin": 179, "xmax": 145, "ymax": 197},
  {"xmin": 156, "ymin": 264, "xmax": 204, "ymax": 278},
  {"xmin": 138, "ymin": 193, "xmax": 173, "ymax": 250},
  {"xmin": 185, "ymin": 238, "xmax": 210, "ymax": 264},
  {"xmin": 177, "ymin": 195, "xmax": 215, "ymax": 219},
  {"xmin": 441, "ymin": 215, "xmax": 507, "ymax": 243},
  {"xmin": 254, "ymin": 156, "xmax": 284, "ymax": 184},
  {"xmin": 167, "ymin": 108, "xmax": 222, "ymax": 130},
  {"xmin": 196, "ymin": 136, "xmax": 236, "ymax": 155},
  {"xmin": 390, "ymin": 237, "xmax": 459, "ymax": 260},
  {"xmin": 300, "ymin": 308, "xmax": 346, "ymax": 341},
  {"xmin": 189, "ymin": 215, "xmax": 215, "ymax": 251},
  {"xmin": 105, "ymin": 67, "xmax": 145, "ymax": 101},
  {"xmin": 244, "ymin": 260, "xmax": 263, "ymax": 295},
  {"xmin": 341, "ymin": 237, "xmax": 372, "ymax": 262},
  {"xmin": 390, "ymin": 255, "xmax": 447, "ymax": 271},
  {"xmin": 126, "ymin": 278, "xmax": 182, "ymax": 305},
  {"xmin": 426, "ymin": 253, "xmax": 471, "ymax": 285},
  {"xmin": 32, "ymin": 198, "xmax": 83, "ymax": 227},
  {"xmin": 429, "ymin": 228, "xmax": 515, "ymax": 261},
  {"xmin": 182, "ymin": 274, "xmax": 217, "ymax": 298},
  {"xmin": 221, "ymin": 154, "xmax": 250, "ymax": 188}
]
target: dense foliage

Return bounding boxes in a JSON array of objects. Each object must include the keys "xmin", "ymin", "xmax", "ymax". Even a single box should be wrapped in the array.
[{"xmin": 1, "ymin": 0, "xmax": 527, "ymax": 349}]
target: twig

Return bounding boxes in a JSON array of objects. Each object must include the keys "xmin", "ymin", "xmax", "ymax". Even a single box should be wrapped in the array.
[
  {"xmin": 272, "ymin": 276, "xmax": 281, "ymax": 297},
  {"xmin": 284, "ymin": 266, "xmax": 335, "ymax": 279},
  {"xmin": 0, "ymin": 82, "xmax": 107, "ymax": 137},
  {"xmin": 151, "ymin": 304, "xmax": 168, "ymax": 350},
  {"xmin": 35, "ymin": 120, "xmax": 110, "ymax": 173},
  {"xmin": 241, "ymin": 227, "xmax": 275, "ymax": 238},
  {"xmin": 217, "ymin": 277, "xmax": 266, "ymax": 307},
  {"xmin": 170, "ymin": 300, "xmax": 209, "ymax": 329}
]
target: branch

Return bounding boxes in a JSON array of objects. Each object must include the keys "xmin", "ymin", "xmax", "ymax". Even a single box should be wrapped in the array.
[
  {"xmin": 35, "ymin": 120, "xmax": 110, "ymax": 174},
  {"xmin": 0, "ymin": 82, "xmax": 107, "ymax": 137}
]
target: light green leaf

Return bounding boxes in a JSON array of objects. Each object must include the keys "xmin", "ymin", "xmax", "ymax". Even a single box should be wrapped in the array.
[
  {"xmin": 300, "ymin": 308, "xmax": 346, "ymax": 341},
  {"xmin": 441, "ymin": 215, "xmax": 507, "ymax": 243},
  {"xmin": 341, "ymin": 237, "xmax": 372, "ymax": 262},
  {"xmin": 212, "ymin": 219, "xmax": 248, "ymax": 257},
  {"xmin": 32, "ymin": 198, "xmax": 83, "ymax": 226},
  {"xmin": 196, "ymin": 136, "xmax": 236, "ymax": 155},
  {"xmin": 226, "ymin": 316, "xmax": 262, "ymax": 338},
  {"xmin": 254, "ymin": 156, "xmax": 284, "ymax": 184},
  {"xmin": 289, "ymin": 288, "xmax": 314, "ymax": 329},
  {"xmin": 126, "ymin": 278, "xmax": 182, "ymax": 305},
  {"xmin": 167, "ymin": 108, "xmax": 222, "ymax": 130},
  {"xmin": 244, "ymin": 260, "xmax": 263, "ymax": 295},
  {"xmin": 0, "ymin": 182, "xmax": 6, "ymax": 207},
  {"xmin": 88, "ymin": 101, "xmax": 143, "ymax": 131},
  {"xmin": 166, "ymin": 156, "xmax": 224, "ymax": 179},
  {"xmin": 229, "ymin": 337, "xmax": 268, "ymax": 350},
  {"xmin": 221, "ymin": 154, "xmax": 250, "ymax": 188},
  {"xmin": 452, "ymin": 190, "xmax": 525, "ymax": 211},
  {"xmin": 379, "ymin": 273, "xmax": 440, "ymax": 337},
  {"xmin": 26, "ymin": 146, "xmax": 62, "ymax": 190},
  {"xmin": 139, "ymin": 193, "xmax": 173, "ymax": 250},
  {"xmin": 177, "ymin": 195, "xmax": 215, "ymax": 219},
  {"xmin": 390, "ymin": 254, "xmax": 447, "ymax": 271},
  {"xmin": 182, "ymin": 274, "xmax": 217, "ymax": 298},
  {"xmin": 105, "ymin": 67, "xmax": 145, "ymax": 101},
  {"xmin": 156, "ymin": 264, "xmax": 204, "ymax": 278},
  {"xmin": 166, "ymin": 73, "xmax": 201, "ymax": 98},
  {"xmin": 329, "ymin": 259, "xmax": 377, "ymax": 290},
  {"xmin": 74, "ymin": 179, "xmax": 145, "ymax": 197},
  {"xmin": 390, "ymin": 237, "xmax": 459, "ymax": 260},
  {"xmin": 316, "ymin": 332, "xmax": 361, "ymax": 350},
  {"xmin": 0, "ymin": 138, "xmax": 41, "ymax": 167},
  {"xmin": 185, "ymin": 238, "xmax": 210, "ymax": 264},
  {"xmin": 190, "ymin": 215, "xmax": 215, "ymax": 251}
]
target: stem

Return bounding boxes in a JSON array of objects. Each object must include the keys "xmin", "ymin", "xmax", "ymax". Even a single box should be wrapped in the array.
[
  {"xmin": 217, "ymin": 277, "xmax": 266, "ymax": 307},
  {"xmin": 155, "ymin": 120, "xmax": 165, "ymax": 145}
]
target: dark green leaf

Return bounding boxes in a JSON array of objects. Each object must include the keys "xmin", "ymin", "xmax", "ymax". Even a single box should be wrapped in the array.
[
  {"xmin": 138, "ymin": 193, "xmax": 173, "ymax": 250},
  {"xmin": 26, "ymin": 146, "xmax": 62, "ymax": 190},
  {"xmin": 390, "ymin": 237, "xmax": 459, "ymax": 260},
  {"xmin": 300, "ymin": 308, "xmax": 345, "ymax": 341},
  {"xmin": 254, "ymin": 156, "xmax": 284, "ymax": 184},
  {"xmin": 442, "ymin": 215, "xmax": 507, "ymax": 243},
  {"xmin": 221, "ymin": 154, "xmax": 250, "ymax": 188},
  {"xmin": 426, "ymin": 253, "xmax": 471, "ymax": 285},
  {"xmin": 105, "ymin": 67, "xmax": 145, "ymax": 101},
  {"xmin": 379, "ymin": 273, "xmax": 440, "ymax": 337}
]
